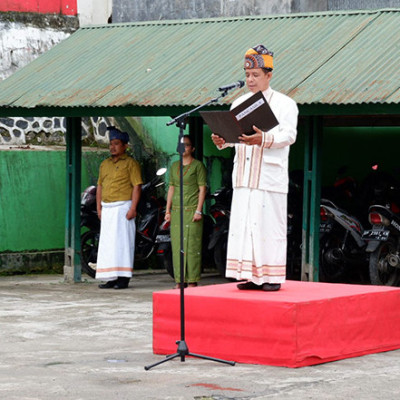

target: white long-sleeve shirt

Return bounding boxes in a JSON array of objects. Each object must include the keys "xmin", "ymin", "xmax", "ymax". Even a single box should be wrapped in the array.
[{"xmin": 223, "ymin": 87, "xmax": 298, "ymax": 194}]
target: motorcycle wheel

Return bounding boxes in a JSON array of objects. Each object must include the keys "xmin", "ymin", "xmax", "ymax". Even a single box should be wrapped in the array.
[
  {"xmin": 157, "ymin": 244, "xmax": 174, "ymax": 279},
  {"xmin": 214, "ymin": 237, "xmax": 228, "ymax": 277},
  {"xmin": 369, "ymin": 238, "xmax": 400, "ymax": 286},
  {"xmin": 319, "ymin": 233, "xmax": 348, "ymax": 282},
  {"xmin": 80, "ymin": 230, "xmax": 99, "ymax": 278}
]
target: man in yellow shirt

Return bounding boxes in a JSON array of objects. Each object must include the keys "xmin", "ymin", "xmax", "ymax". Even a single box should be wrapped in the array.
[{"xmin": 95, "ymin": 126, "xmax": 143, "ymax": 289}]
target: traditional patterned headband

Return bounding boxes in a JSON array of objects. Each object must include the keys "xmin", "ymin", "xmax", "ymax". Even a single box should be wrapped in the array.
[
  {"xmin": 244, "ymin": 44, "xmax": 274, "ymax": 70},
  {"xmin": 107, "ymin": 126, "xmax": 129, "ymax": 144}
]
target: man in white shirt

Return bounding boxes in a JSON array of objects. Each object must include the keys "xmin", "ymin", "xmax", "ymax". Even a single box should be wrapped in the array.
[{"xmin": 212, "ymin": 44, "xmax": 298, "ymax": 291}]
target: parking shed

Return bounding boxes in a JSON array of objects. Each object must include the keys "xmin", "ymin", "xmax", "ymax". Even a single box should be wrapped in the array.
[{"xmin": 0, "ymin": 8, "xmax": 400, "ymax": 281}]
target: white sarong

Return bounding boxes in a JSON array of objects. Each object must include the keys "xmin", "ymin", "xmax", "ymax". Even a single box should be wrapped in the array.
[
  {"xmin": 95, "ymin": 200, "xmax": 135, "ymax": 281},
  {"xmin": 225, "ymin": 187, "xmax": 287, "ymax": 284}
]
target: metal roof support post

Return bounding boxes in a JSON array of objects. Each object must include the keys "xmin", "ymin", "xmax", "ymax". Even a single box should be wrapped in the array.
[
  {"xmin": 301, "ymin": 116, "xmax": 322, "ymax": 281},
  {"xmin": 64, "ymin": 116, "xmax": 82, "ymax": 283}
]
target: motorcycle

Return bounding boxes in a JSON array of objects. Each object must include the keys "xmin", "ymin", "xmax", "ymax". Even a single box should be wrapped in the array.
[
  {"xmin": 80, "ymin": 168, "xmax": 172, "ymax": 278},
  {"xmin": 319, "ymin": 198, "xmax": 368, "ymax": 283},
  {"xmin": 205, "ymin": 178, "xmax": 303, "ymax": 279},
  {"xmin": 80, "ymin": 185, "xmax": 100, "ymax": 233},
  {"xmin": 317, "ymin": 167, "xmax": 370, "ymax": 283},
  {"xmin": 358, "ymin": 163, "xmax": 400, "ymax": 286},
  {"xmin": 207, "ymin": 186, "xmax": 233, "ymax": 277},
  {"xmin": 80, "ymin": 186, "xmax": 100, "ymax": 277},
  {"xmin": 363, "ymin": 186, "xmax": 400, "ymax": 286},
  {"xmin": 363, "ymin": 205, "xmax": 400, "ymax": 286},
  {"xmin": 155, "ymin": 218, "xmax": 173, "ymax": 277}
]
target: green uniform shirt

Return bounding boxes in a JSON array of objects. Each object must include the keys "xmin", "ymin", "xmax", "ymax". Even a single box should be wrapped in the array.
[{"xmin": 169, "ymin": 159, "xmax": 207, "ymax": 210}]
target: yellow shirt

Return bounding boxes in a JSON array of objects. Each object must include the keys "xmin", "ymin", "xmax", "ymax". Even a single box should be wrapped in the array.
[{"xmin": 98, "ymin": 154, "xmax": 143, "ymax": 203}]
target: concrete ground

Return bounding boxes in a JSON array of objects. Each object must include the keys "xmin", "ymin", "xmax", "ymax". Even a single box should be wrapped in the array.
[{"xmin": 1, "ymin": 271, "xmax": 400, "ymax": 400}]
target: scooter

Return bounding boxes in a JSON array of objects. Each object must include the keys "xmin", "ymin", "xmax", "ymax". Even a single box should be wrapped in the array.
[
  {"xmin": 80, "ymin": 168, "xmax": 170, "ymax": 278},
  {"xmin": 80, "ymin": 186, "xmax": 100, "ymax": 277},
  {"xmin": 319, "ymin": 199, "xmax": 368, "ymax": 283},
  {"xmin": 360, "ymin": 164, "xmax": 400, "ymax": 286},
  {"xmin": 205, "ymin": 181, "xmax": 303, "ymax": 279},
  {"xmin": 363, "ymin": 204, "xmax": 400, "ymax": 286},
  {"xmin": 155, "ymin": 218, "xmax": 173, "ymax": 278}
]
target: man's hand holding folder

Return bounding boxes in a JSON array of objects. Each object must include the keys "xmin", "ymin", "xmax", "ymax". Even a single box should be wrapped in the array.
[
  {"xmin": 201, "ymin": 91, "xmax": 278, "ymax": 144},
  {"xmin": 211, "ymin": 124, "xmax": 264, "ymax": 147},
  {"xmin": 238, "ymin": 125, "xmax": 265, "ymax": 145}
]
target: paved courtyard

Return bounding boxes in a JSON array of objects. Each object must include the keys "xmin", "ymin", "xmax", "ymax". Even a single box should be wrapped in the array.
[{"xmin": 1, "ymin": 271, "xmax": 400, "ymax": 400}]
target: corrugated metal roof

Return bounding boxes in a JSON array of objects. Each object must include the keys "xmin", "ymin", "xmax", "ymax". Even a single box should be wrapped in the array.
[{"xmin": 0, "ymin": 8, "xmax": 399, "ymax": 114}]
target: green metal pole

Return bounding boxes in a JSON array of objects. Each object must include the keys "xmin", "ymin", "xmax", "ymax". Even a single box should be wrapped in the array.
[
  {"xmin": 301, "ymin": 117, "xmax": 311, "ymax": 281},
  {"xmin": 64, "ymin": 116, "xmax": 82, "ymax": 283},
  {"xmin": 301, "ymin": 116, "xmax": 323, "ymax": 282},
  {"xmin": 310, "ymin": 116, "xmax": 322, "ymax": 282}
]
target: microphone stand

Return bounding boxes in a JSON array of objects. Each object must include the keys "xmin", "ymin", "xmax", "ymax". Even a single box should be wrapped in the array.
[{"xmin": 145, "ymin": 89, "xmax": 236, "ymax": 370}]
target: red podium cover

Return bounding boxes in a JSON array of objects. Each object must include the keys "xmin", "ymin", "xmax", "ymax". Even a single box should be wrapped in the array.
[{"xmin": 152, "ymin": 281, "xmax": 400, "ymax": 367}]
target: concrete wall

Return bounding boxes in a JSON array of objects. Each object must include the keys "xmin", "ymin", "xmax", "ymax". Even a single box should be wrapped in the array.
[
  {"xmin": 0, "ymin": 14, "xmax": 75, "ymax": 81},
  {"xmin": 0, "ymin": 148, "xmax": 108, "ymax": 273},
  {"xmin": 113, "ymin": 0, "xmax": 292, "ymax": 21},
  {"xmin": 0, "ymin": 0, "xmax": 77, "ymax": 15},
  {"xmin": 0, "ymin": 149, "xmax": 105, "ymax": 251},
  {"xmin": 0, "ymin": 0, "xmax": 113, "ymax": 26},
  {"xmin": 0, "ymin": 8, "xmax": 111, "ymax": 272},
  {"xmin": 328, "ymin": 0, "xmax": 400, "ymax": 10},
  {"xmin": 77, "ymin": 0, "xmax": 112, "ymax": 26},
  {"xmin": 0, "ymin": 150, "xmax": 67, "ymax": 253},
  {"xmin": 112, "ymin": 0, "xmax": 400, "ymax": 22},
  {"xmin": 0, "ymin": 10, "xmax": 115, "ymax": 146}
]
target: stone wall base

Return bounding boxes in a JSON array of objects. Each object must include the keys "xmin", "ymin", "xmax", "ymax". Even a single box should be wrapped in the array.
[{"xmin": 0, "ymin": 250, "xmax": 64, "ymax": 275}]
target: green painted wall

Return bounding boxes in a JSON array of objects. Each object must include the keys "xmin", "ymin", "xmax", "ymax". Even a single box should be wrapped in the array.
[
  {"xmin": 2, "ymin": 121, "xmax": 397, "ymax": 257},
  {"xmin": 0, "ymin": 149, "xmax": 106, "ymax": 253}
]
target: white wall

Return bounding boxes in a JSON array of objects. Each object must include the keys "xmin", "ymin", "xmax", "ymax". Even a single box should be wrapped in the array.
[
  {"xmin": 77, "ymin": 0, "xmax": 113, "ymax": 26},
  {"xmin": 0, "ymin": 22, "xmax": 70, "ymax": 80}
]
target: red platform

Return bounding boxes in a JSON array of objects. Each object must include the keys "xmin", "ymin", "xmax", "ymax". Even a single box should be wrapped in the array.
[{"xmin": 152, "ymin": 280, "xmax": 400, "ymax": 367}]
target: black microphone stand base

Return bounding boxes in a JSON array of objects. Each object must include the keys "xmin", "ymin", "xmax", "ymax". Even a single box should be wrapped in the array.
[{"xmin": 144, "ymin": 340, "xmax": 236, "ymax": 370}]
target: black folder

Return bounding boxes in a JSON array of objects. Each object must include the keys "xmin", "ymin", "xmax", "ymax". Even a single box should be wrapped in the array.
[{"xmin": 200, "ymin": 91, "xmax": 278, "ymax": 143}]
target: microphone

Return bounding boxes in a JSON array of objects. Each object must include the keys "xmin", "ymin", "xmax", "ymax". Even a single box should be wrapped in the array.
[{"xmin": 218, "ymin": 80, "xmax": 245, "ymax": 92}]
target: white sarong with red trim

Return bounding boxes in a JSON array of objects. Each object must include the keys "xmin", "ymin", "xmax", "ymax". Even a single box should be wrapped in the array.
[
  {"xmin": 95, "ymin": 200, "xmax": 135, "ymax": 281},
  {"xmin": 225, "ymin": 187, "xmax": 287, "ymax": 284}
]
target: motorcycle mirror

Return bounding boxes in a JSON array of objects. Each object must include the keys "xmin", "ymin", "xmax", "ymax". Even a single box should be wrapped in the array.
[{"xmin": 156, "ymin": 167, "xmax": 167, "ymax": 176}]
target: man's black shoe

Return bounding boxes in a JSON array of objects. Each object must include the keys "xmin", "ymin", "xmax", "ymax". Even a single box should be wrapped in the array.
[
  {"xmin": 114, "ymin": 284, "xmax": 128, "ymax": 289},
  {"xmin": 262, "ymin": 283, "xmax": 281, "ymax": 291},
  {"xmin": 114, "ymin": 277, "xmax": 130, "ymax": 290},
  {"xmin": 237, "ymin": 281, "xmax": 262, "ymax": 290},
  {"xmin": 98, "ymin": 280, "xmax": 117, "ymax": 289}
]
